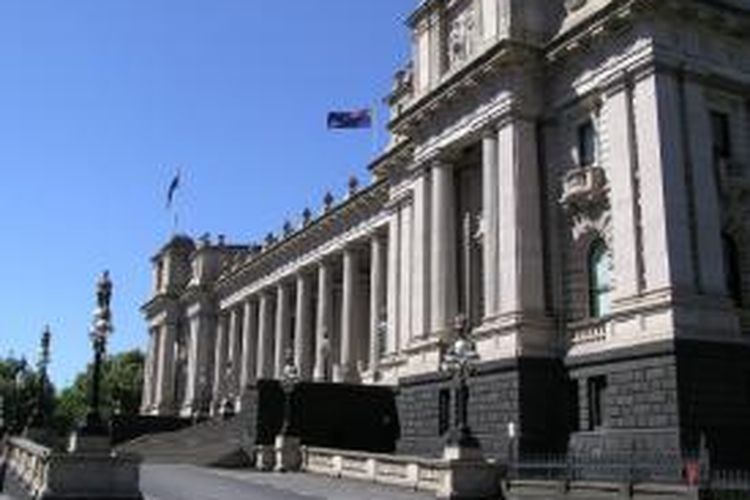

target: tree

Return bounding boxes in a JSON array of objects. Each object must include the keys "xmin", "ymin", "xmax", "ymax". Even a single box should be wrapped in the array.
[
  {"xmin": 52, "ymin": 349, "xmax": 144, "ymax": 435},
  {"xmin": 0, "ymin": 356, "xmax": 50, "ymax": 435}
]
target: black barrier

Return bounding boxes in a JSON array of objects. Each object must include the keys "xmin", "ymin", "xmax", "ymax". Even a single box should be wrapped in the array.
[{"xmin": 255, "ymin": 380, "xmax": 400, "ymax": 453}]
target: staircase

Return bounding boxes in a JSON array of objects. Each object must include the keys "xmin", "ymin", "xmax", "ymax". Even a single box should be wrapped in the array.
[{"xmin": 118, "ymin": 415, "xmax": 254, "ymax": 467}]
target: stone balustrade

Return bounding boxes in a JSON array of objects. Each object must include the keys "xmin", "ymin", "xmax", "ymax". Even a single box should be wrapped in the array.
[
  {"xmin": 302, "ymin": 446, "xmax": 452, "ymax": 493},
  {"xmin": 2, "ymin": 437, "xmax": 52, "ymax": 498},
  {"xmin": 1, "ymin": 436, "xmax": 143, "ymax": 500},
  {"xmin": 569, "ymin": 317, "xmax": 610, "ymax": 346}
]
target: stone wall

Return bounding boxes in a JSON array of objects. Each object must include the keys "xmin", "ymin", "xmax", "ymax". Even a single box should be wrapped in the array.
[{"xmin": 396, "ymin": 357, "xmax": 569, "ymax": 459}]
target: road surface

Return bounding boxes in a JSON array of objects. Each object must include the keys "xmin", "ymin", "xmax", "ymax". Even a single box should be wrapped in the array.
[{"xmin": 141, "ymin": 464, "xmax": 434, "ymax": 500}]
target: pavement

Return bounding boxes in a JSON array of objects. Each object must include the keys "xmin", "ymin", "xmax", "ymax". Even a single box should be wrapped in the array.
[{"xmin": 141, "ymin": 464, "xmax": 434, "ymax": 500}]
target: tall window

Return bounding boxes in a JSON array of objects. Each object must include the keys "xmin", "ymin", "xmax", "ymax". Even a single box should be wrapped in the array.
[
  {"xmin": 578, "ymin": 119, "xmax": 596, "ymax": 167},
  {"xmin": 722, "ymin": 234, "xmax": 742, "ymax": 307},
  {"xmin": 438, "ymin": 388, "xmax": 451, "ymax": 436},
  {"xmin": 587, "ymin": 376, "xmax": 607, "ymax": 430},
  {"xmin": 588, "ymin": 240, "xmax": 612, "ymax": 318}
]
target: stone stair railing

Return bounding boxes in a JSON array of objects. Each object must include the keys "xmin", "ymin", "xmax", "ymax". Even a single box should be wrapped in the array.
[
  {"xmin": 301, "ymin": 446, "xmax": 460, "ymax": 493},
  {"xmin": 2, "ymin": 437, "xmax": 51, "ymax": 498},
  {"xmin": 2, "ymin": 436, "xmax": 143, "ymax": 500}
]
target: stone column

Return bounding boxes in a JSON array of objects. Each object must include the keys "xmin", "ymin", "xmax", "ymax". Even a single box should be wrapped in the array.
[
  {"xmin": 430, "ymin": 159, "xmax": 457, "ymax": 336},
  {"xmin": 633, "ymin": 71, "xmax": 696, "ymax": 292},
  {"xmin": 412, "ymin": 170, "xmax": 431, "ymax": 338},
  {"xmin": 369, "ymin": 232, "xmax": 387, "ymax": 373},
  {"xmin": 256, "ymin": 292, "xmax": 275, "ymax": 379},
  {"xmin": 497, "ymin": 117, "xmax": 546, "ymax": 317},
  {"xmin": 605, "ymin": 79, "xmax": 643, "ymax": 302},
  {"xmin": 212, "ymin": 314, "xmax": 228, "ymax": 412},
  {"xmin": 314, "ymin": 261, "xmax": 332, "ymax": 381},
  {"xmin": 340, "ymin": 246, "xmax": 361, "ymax": 383},
  {"xmin": 141, "ymin": 328, "xmax": 157, "ymax": 412},
  {"xmin": 482, "ymin": 129, "xmax": 500, "ymax": 318},
  {"xmin": 294, "ymin": 272, "xmax": 313, "ymax": 380},
  {"xmin": 683, "ymin": 77, "xmax": 725, "ymax": 295},
  {"xmin": 183, "ymin": 310, "xmax": 215, "ymax": 417},
  {"xmin": 274, "ymin": 283, "xmax": 291, "ymax": 379},
  {"xmin": 155, "ymin": 322, "xmax": 177, "ymax": 413},
  {"xmin": 240, "ymin": 299, "xmax": 258, "ymax": 391},
  {"xmin": 226, "ymin": 307, "xmax": 241, "ymax": 402},
  {"xmin": 386, "ymin": 213, "xmax": 400, "ymax": 355}
]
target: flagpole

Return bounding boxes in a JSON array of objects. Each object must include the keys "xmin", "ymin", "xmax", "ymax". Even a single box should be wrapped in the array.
[{"xmin": 371, "ymin": 102, "xmax": 379, "ymax": 158}]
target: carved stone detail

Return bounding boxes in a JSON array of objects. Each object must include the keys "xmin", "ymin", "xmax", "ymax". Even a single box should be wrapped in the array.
[{"xmin": 447, "ymin": 2, "xmax": 477, "ymax": 70}]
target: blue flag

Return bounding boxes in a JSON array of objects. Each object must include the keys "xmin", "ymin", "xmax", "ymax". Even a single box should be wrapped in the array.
[
  {"xmin": 327, "ymin": 109, "xmax": 372, "ymax": 129},
  {"xmin": 166, "ymin": 172, "xmax": 180, "ymax": 209}
]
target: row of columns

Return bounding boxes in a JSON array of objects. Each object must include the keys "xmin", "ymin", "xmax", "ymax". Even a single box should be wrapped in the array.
[{"xmin": 204, "ymin": 232, "xmax": 388, "ymax": 413}]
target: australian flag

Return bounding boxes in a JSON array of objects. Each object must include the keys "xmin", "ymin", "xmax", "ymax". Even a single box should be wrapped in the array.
[{"xmin": 327, "ymin": 109, "xmax": 372, "ymax": 129}]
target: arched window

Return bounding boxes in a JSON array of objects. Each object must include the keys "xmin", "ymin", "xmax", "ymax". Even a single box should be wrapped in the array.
[
  {"xmin": 722, "ymin": 234, "xmax": 742, "ymax": 307},
  {"xmin": 588, "ymin": 240, "xmax": 612, "ymax": 318}
]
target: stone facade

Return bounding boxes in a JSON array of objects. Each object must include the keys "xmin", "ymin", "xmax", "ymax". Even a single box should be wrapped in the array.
[{"xmin": 141, "ymin": 0, "xmax": 750, "ymax": 467}]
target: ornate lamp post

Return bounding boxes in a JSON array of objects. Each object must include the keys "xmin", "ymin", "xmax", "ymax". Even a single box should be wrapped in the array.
[
  {"xmin": 441, "ymin": 313, "xmax": 480, "ymax": 452},
  {"xmin": 83, "ymin": 271, "xmax": 114, "ymax": 436},
  {"xmin": 26, "ymin": 326, "xmax": 52, "ymax": 433}
]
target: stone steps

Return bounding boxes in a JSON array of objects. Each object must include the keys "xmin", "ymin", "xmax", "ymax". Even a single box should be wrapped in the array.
[{"xmin": 118, "ymin": 416, "xmax": 253, "ymax": 467}]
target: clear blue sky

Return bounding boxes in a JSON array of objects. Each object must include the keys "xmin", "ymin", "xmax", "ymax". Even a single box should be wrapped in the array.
[{"xmin": 0, "ymin": 1, "xmax": 413, "ymax": 388}]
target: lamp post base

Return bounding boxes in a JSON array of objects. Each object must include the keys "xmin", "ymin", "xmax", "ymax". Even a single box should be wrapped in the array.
[{"xmin": 274, "ymin": 434, "xmax": 302, "ymax": 472}]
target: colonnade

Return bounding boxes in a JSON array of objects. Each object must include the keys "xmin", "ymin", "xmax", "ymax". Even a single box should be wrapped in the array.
[
  {"xmin": 203, "ymin": 231, "xmax": 389, "ymax": 414},
  {"xmin": 142, "ymin": 115, "xmax": 548, "ymax": 417}
]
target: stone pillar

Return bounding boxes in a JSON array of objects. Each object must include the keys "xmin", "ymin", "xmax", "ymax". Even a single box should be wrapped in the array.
[
  {"xmin": 430, "ymin": 159, "xmax": 457, "ymax": 336},
  {"xmin": 633, "ymin": 71, "xmax": 696, "ymax": 292},
  {"xmin": 314, "ymin": 261, "xmax": 333, "ymax": 381},
  {"xmin": 386, "ymin": 213, "xmax": 400, "ymax": 355},
  {"xmin": 482, "ymin": 130, "xmax": 500, "ymax": 318},
  {"xmin": 683, "ymin": 77, "xmax": 725, "ymax": 295},
  {"xmin": 497, "ymin": 117, "xmax": 545, "ymax": 317},
  {"xmin": 369, "ymin": 233, "xmax": 387, "ymax": 373},
  {"xmin": 605, "ymin": 79, "xmax": 643, "ymax": 302},
  {"xmin": 412, "ymin": 170, "xmax": 431, "ymax": 338},
  {"xmin": 141, "ymin": 328, "xmax": 157, "ymax": 412},
  {"xmin": 256, "ymin": 292, "xmax": 275, "ymax": 379},
  {"xmin": 212, "ymin": 314, "xmax": 228, "ymax": 412},
  {"xmin": 226, "ymin": 307, "xmax": 241, "ymax": 401},
  {"xmin": 183, "ymin": 311, "xmax": 215, "ymax": 417},
  {"xmin": 340, "ymin": 247, "xmax": 361, "ymax": 383},
  {"xmin": 155, "ymin": 322, "xmax": 177, "ymax": 413},
  {"xmin": 294, "ymin": 272, "xmax": 313, "ymax": 380},
  {"xmin": 240, "ymin": 299, "xmax": 258, "ymax": 391},
  {"xmin": 274, "ymin": 283, "xmax": 291, "ymax": 379}
]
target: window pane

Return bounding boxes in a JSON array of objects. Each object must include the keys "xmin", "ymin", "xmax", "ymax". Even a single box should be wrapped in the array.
[
  {"xmin": 578, "ymin": 120, "xmax": 596, "ymax": 167},
  {"xmin": 589, "ymin": 241, "xmax": 612, "ymax": 318}
]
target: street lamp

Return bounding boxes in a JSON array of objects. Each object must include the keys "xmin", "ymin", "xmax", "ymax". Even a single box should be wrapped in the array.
[
  {"xmin": 83, "ymin": 270, "xmax": 114, "ymax": 435},
  {"xmin": 441, "ymin": 313, "xmax": 480, "ymax": 450}
]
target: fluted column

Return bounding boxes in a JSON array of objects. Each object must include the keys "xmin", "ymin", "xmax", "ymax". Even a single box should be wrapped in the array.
[
  {"xmin": 155, "ymin": 322, "xmax": 177, "ymax": 413},
  {"xmin": 482, "ymin": 130, "xmax": 500, "ymax": 318},
  {"xmin": 141, "ymin": 328, "xmax": 157, "ymax": 412},
  {"xmin": 340, "ymin": 247, "xmax": 361, "ymax": 383},
  {"xmin": 430, "ymin": 159, "xmax": 457, "ymax": 335},
  {"xmin": 314, "ymin": 261, "xmax": 333, "ymax": 381},
  {"xmin": 386, "ymin": 214, "xmax": 400, "ymax": 355},
  {"xmin": 369, "ymin": 232, "xmax": 387, "ymax": 373},
  {"xmin": 212, "ymin": 314, "xmax": 228, "ymax": 412},
  {"xmin": 256, "ymin": 292, "xmax": 275, "ymax": 379},
  {"xmin": 294, "ymin": 272, "xmax": 313, "ymax": 380},
  {"xmin": 274, "ymin": 283, "xmax": 292, "ymax": 379},
  {"xmin": 226, "ymin": 307, "xmax": 241, "ymax": 401},
  {"xmin": 240, "ymin": 299, "xmax": 258, "ymax": 391}
]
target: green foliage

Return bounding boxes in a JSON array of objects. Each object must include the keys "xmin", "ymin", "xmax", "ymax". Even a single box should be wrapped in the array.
[
  {"xmin": 0, "ymin": 355, "xmax": 54, "ymax": 435},
  {"xmin": 51, "ymin": 349, "xmax": 144, "ymax": 435}
]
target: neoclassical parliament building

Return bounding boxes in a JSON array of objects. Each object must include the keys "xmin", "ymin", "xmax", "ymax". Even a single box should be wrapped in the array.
[{"xmin": 140, "ymin": 0, "xmax": 750, "ymax": 464}]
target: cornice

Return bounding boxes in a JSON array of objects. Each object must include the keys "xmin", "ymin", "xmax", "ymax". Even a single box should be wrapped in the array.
[
  {"xmin": 388, "ymin": 40, "xmax": 543, "ymax": 138},
  {"xmin": 214, "ymin": 180, "xmax": 389, "ymax": 298}
]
